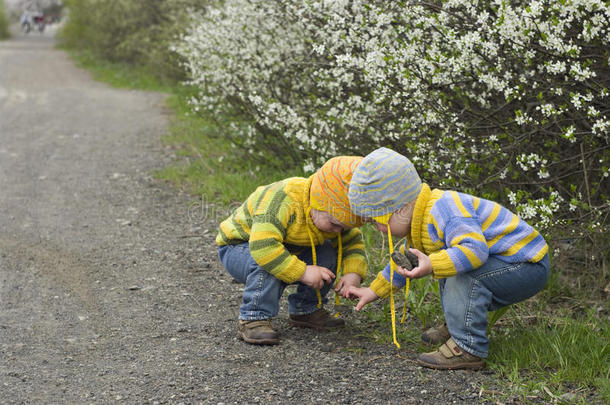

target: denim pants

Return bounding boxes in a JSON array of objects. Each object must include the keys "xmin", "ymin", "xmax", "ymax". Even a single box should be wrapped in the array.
[
  {"xmin": 218, "ymin": 241, "xmax": 337, "ymax": 320},
  {"xmin": 440, "ymin": 254, "xmax": 550, "ymax": 358}
]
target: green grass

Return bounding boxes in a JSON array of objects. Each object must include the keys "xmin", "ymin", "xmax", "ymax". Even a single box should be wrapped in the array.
[
  {"xmin": 59, "ymin": 48, "xmax": 173, "ymax": 92},
  {"xmin": 0, "ymin": 2, "xmax": 10, "ymax": 40},
  {"xmin": 486, "ymin": 307, "xmax": 609, "ymax": 403},
  {"xmin": 61, "ymin": 45, "xmax": 610, "ymax": 405},
  {"xmin": 156, "ymin": 86, "xmax": 304, "ymax": 206}
]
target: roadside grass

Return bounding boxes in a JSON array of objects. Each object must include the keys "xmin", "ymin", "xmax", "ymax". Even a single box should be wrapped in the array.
[
  {"xmin": 58, "ymin": 48, "xmax": 173, "ymax": 92},
  {"xmin": 157, "ymin": 86, "xmax": 304, "ymax": 206},
  {"xmin": 62, "ymin": 48, "xmax": 610, "ymax": 405},
  {"xmin": 487, "ymin": 307, "xmax": 609, "ymax": 403},
  {"xmin": 0, "ymin": 2, "xmax": 10, "ymax": 40}
]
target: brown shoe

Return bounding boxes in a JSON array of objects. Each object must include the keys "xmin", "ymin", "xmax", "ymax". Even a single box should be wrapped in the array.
[
  {"xmin": 417, "ymin": 338, "xmax": 485, "ymax": 370},
  {"xmin": 421, "ymin": 324, "xmax": 450, "ymax": 345},
  {"xmin": 238, "ymin": 320, "xmax": 279, "ymax": 345},
  {"xmin": 289, "ymin": 308, "xmax": 345, "ymax": 330}
]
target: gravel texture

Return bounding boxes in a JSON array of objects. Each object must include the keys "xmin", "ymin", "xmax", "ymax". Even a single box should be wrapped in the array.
[{"xmin": 0, "ymin": 27, "xmax": 502, "ymax": 404}]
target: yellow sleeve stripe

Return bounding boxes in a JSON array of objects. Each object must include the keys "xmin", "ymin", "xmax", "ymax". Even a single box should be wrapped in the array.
[
  {"xmin": 250, "ymin": 229, "xmax": 282, "ymax": 241},
  {"xmin": 531, "ymin": 244, "xmax": 549, "ymax": 262},
  {"xmin": 473, "ymin": 197, "xmax": 480, "ymax": 211},
  {"xmin": 246, "ymin": 195, "xmax": 255, "ymax": 215},
  {"xmin": 488, "ymin": 214, "xmax": 520, "ymax": 247},
  {"xmin": 219, "ymin": 221, "xmax": 234, "ymax": 238},
  {"xmin": 253, "ymin": 245, "xmax": 288, "ymax": 266},
  {"xmin": 501, "ymin": 231, "xmax": 539, "ymax": 257},
  {"xmin": 254, "ymin": 187, "xmax": 275, "ymax": 215},
  {"xmin": 455, "ymin": 245, "xmax": 483, "ymax": 268},
  {"xmin": 450, "ymin": 232, "xmax": 486, "ymax": 246},
  {"xmin": 481, "ymin": 203, "xmax": 502, "ymax": 232},
  {"xmin": 450, "ymin": 191, "xmax": 471, "ymax": 218}
]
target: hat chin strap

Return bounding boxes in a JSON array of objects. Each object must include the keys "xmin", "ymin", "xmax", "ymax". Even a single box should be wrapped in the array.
[
  {"xmin": 372, "ymin": 212, "xmax": 392, "ymax": 225},
  {"xmin": 305, "ymin": 206, "xmax": 323, "ymax": 309},
  {"xmin": 372, "ymin": 213, "xmax": 401, "ymax": 349},
  {"xmin": 306, "ymin": 206, "xmax": 344, "ymax": 312},
  {"xmin": 372, "ymin": 211, "xmax": 414, "ymax": 349}
]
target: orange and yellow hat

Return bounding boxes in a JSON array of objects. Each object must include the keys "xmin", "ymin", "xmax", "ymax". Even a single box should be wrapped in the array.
[{"xmin": 310, "ymin": 156, "xmax": 365, "ymax": 228}]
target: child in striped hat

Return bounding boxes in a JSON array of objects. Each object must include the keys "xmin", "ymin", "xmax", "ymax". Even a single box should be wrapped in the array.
[
  {"xmin": 345, "ymin": 147, "xmax": 550, "ymax": 370},
  {"xmin": 216, "ymin": 156, "xmax": 367, "ymax": 345}
]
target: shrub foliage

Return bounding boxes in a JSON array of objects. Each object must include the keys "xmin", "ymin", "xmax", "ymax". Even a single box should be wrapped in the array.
[
  {"xmin": 59, "ymin": 0, "xmax": 206, "ymax": 81},
  {"xmin": 178, "ymin": 0, "xmax": 609, "ymax": 270}
]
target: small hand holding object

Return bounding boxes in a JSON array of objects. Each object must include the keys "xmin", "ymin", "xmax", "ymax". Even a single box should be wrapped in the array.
[
  {"xmin": 334, "ymin": 272, "xmax": 362, "ymax": 298},
  {"xmin": 394, "ymin": 248, "xmax": 433, "ymax": 279},
  {"xmin": 343, "ymin": 286, "xmax": 379, "ymax": 311},
  {"xmin": 299, "ymin": 265, "xmax": 335, "ymax": 289}
]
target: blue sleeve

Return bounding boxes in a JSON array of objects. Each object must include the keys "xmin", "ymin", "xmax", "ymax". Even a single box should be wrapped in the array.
[{"xmin": 380, "ymin": 261, "xmax": 407, "ymax": 288}]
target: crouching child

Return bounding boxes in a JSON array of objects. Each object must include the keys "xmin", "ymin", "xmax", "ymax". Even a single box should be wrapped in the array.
[
  {"xmin": 345, "ymin": 147, "xmax": 550, "ymax": 370},
  {"xmin": 216, "ymin": 157, "xmax": 367, "ymax": 344}
]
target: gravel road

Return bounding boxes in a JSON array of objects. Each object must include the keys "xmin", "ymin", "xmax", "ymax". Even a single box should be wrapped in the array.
[{"xmin": 0, "ymin": 27, "xmax": 499, "ymax": 404}]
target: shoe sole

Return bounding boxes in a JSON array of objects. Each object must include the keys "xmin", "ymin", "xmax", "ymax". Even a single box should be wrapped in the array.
[
  {"xmin": 416, "ymin": 358, "xmax": 485, "ymax": 370},
  {"xmin": 238, "ymin": 332, "xmax": 279, "ymax": 345}
]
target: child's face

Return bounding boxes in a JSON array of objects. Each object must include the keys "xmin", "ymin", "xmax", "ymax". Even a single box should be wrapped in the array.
[
  {"xmin": 310, "ymin": 208, "xmax": 349, "ymax": 233},
  {"xmin": 372, "ymin": 204, "xmax": 412, "ymax": 237}
]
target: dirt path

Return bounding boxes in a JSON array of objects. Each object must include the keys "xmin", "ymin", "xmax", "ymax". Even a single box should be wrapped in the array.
[{"xmin": 0, "ymin": 27, "xmax": 496, "ymax": 404}]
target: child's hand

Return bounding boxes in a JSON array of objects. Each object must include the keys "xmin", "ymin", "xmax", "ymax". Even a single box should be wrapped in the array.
[
  {"xmin": 395, "ymin": 248, "xmax": 433, "ymax": 279},
  {"xmin": 343, "ymin": 286, "xmax": 379, "ymax": 311},
  {"xmin": 334, "ymin": 272, "xmax": 361, "ymax": 297},
  {"xmin": 299, "ymin": 265, "xmax": 335, "ymax": 289}
]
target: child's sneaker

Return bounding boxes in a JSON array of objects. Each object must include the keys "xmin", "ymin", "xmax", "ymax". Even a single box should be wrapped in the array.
[
  {"xmin": 238, "ymin": 319, "xmax": 279, "ymax": 345},
  {"xmin": 417, "ymin": 338, "xmax": 485, "ymax": 370},
  {"xmin": 289, "ymin": 308, "xmax": 345, "ymax": 330},
  {"xmin": 421, "ymin": 324, "xmax": 450, "ymax": 345}
]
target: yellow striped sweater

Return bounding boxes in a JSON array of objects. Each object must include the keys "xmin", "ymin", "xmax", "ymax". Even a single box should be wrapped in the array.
[
  {"xmin": 216, "ymin": 176, "xmax": 367, "ymax": 284},
  {"xmin": 370, "ymin": 183, "xmax": 549, "ymax": 298}
]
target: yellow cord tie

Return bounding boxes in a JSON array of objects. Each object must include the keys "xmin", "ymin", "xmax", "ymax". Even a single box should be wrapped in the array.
[
  {"xmin": 334, "ymin": 232, "xmax": 343, "ymax": 306},
  {"xmin": 305, "ymin": 207, "xmax": 322, "ymax": 309},
  {"xmin": 333, "ymin": 232, "xmax": 343, "ymax": 318},
  {"xmin": 400, "ymin": 241, "xmax": 412, "ymax": 324},
  {"xmin": 387, "ymin": 225, "xmax": 401, "ymax": 349}
]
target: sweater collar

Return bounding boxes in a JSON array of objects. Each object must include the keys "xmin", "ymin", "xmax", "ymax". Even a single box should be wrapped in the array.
[
  {"xmin": 304, "ymin": 175, "xmax": 324, "ymax": 243},
  {"xmin": 410, "ymin": 183, "xmax": 431, "ymax": 252},
  {"xmin": 303, "ymin": 175, "xmax": 315, "ymax": 210}
]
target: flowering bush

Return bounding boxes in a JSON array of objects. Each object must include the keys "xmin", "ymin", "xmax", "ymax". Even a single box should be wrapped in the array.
[{"xmin": 178, "ymin": 0, "xmax": 609, "ymax": 262}]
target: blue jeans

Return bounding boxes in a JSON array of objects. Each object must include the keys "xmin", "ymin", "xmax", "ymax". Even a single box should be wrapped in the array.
[
  {"xmin": 439, "ymin": 254, "xmax": 550, "ymax": 358},
  {"xmin": 217, "ymin": 241, "xmax": 337, "ymax": 320}
]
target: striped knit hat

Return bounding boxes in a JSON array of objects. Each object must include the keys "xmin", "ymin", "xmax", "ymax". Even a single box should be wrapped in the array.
[
  {"xmin": 310, "ymin": 156, "xmax": 365, "ymax": 228},
  {"xmin": 348, "ymin": 147, "xmax": 422, "ymax": 222}
]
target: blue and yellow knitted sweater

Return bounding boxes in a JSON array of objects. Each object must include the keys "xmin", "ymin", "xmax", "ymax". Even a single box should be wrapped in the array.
[{"xmin": 370, "ymin": 184, "xmax": 549, "ymax": 297}]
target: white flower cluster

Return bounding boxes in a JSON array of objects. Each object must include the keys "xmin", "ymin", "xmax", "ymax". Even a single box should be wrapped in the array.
[
  {"xmin": 510, "ymin": 191, "xmax": 565, "ymax": 229},
  {"xmin": 176, "ymin": 0, "xmax": 609, "ymax": 230}
]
